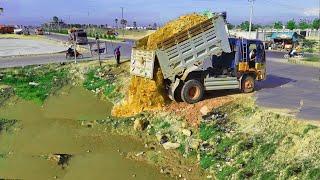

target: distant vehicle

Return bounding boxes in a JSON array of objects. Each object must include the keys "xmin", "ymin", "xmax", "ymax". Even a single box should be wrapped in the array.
[
  {"xmin": 14, "ymin": 29, "xmax": 23, "ymax": 34},
  {"xmin": 68, "ymin": 28, "xmax": 88, "ymax": 45},
  {"xmin": 0, "ymin": 25, "xmax": 14, "ymax": 34},
  {"xmin": 35, "ymin": 28, "xmax": 44, "ymax": 35}
]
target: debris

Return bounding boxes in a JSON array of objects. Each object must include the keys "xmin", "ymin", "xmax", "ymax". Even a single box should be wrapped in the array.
[
  {"xmin": 162, "ymin": 142, "xmax": 181, "ymax": 150},
  {"xmin": 156, "ymin": 134, "xmax": 169, "ymax": 144},
  {"xmin": 133, "ymin": 119, "xmax": 149, "ymax": 131},
  {"xmin": 135, "ymin": 152, "xmax": 145, "ymax": 157},
  {"xmin": 200, "ymin": 106, "xmax": 210, "ymax": 116},
  {"xmin": 28, "ymin": 82, "xmax": 39, "ymax": 86},
  {"xmin": 182, "ymin": 129, "xmax": 192, "ymax": 137}
]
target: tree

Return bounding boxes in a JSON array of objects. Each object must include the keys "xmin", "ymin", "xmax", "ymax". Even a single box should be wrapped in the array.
[
  {"xmin": 121, "ymin": 19, "xmax": 127, "ymax": 27},
  {"xmin": 240, "ymin": 21, "xmax": 250, "ymax": 31},
  {"xmin": 312, "ymin": 18, "xmax": 320, "ymax": 29},
  {"xmin": 273, "ymin": 21, "xmax": 283, "ymax": 29},
  {"xmin": 52, "ymin": 16, "xmax": 59, "ymax": 23},
  {"xmin": 298, "ymin": 19, "xmax": 310, "ymax": 30},
  {"xmin": 114, "ymin": 18, "xmax": 118, "ymax": 29},
  {"xmin": 227, "ymin": 23, "xmax": 235, "ymax": 30},
  {"xmin": 153, "ymin": 23, "xmax": 157, "ymax": 29},
  {"xmin": 133, "ymin": 21, "xmax": 137, "ymax": 29},
  {"xmin": 286, "ymin": 19, "xmax": 296, "ymax": 30}
]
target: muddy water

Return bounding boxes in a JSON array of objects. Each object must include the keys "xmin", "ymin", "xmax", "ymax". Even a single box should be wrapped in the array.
[{"xmin": 0, "ymin": 86, "xmax": 170, "ymax": 180}]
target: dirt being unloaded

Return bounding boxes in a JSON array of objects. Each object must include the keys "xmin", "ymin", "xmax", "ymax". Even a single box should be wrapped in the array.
[
  {"xmin": 112, "ymin": 68, "xmax": 168, "ymax": 117},
  {"xmin": 135, "ymin": 13, "xmax": 208, "ymax": 50},
  {"xmin": 113, "ymin": 13, "xmax": 208, "ymax": 117}
]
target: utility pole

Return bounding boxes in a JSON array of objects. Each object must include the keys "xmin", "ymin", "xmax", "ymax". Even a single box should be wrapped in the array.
[
  {"xmin": 248, "ymin": 0, "xmax": 255, "ymax": 39},
  {"xmin": 121, "ymin": 7, "xmax": 125, "ymax": 39}
]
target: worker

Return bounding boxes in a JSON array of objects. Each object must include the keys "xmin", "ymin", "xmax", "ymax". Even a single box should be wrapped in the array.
[
  {"xmin": 289, "ymin": 48, "xmax": 297, "ymax": 58},
  {"xmin": 114, "ymin": 46, "xmax": 121, "ymax": 65},
  {"xmin": 249, "ymin": 49, "xmax": 257, "ymax": 68},
  {"xmin": 67, "ymin": 44, "xmax": 74, "ymax": 55}
]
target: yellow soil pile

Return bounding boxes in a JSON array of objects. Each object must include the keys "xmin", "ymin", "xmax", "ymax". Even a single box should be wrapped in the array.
[
  {"xmin": 112, "ymin": 13, "xmax": 208, "ymax": 117},
  {"xmin": 112, "ymin": 68, "xmax": 167, "ymax": 117},
  {"xmin": 136, "ymin": 13, "xmax": 208, "ymax": 50}
]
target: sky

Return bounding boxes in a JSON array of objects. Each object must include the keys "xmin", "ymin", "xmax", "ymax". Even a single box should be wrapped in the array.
[{"xmin": 0, "ymin": 0, "xmax": 319, "ymax": 26}]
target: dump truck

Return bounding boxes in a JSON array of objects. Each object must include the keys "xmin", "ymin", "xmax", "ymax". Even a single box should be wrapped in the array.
[
  {"xmin": 35, "ymin": 28, "xmax": 44, "ymax": 35},
  {"xmin": 130, "ymin": 15, "xmax": 266, "ymax": 104},
  {"xmin": 68, "ymin": 28, "xmax": 88, "ymax": 45}
]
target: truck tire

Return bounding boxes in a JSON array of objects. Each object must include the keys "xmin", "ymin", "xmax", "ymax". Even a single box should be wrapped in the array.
[
  {"xmin": 241, "ymin": 75, "xmax": 255, "ymax": 93},
  {"xmin": 181, "ymin": 79, "xmax": 204, "ymax": 104}
]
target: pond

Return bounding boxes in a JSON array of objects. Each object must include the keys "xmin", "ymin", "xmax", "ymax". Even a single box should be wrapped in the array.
[{"xmin": 0, "ymin": 86, "xmax": 170, "ymax": 179}]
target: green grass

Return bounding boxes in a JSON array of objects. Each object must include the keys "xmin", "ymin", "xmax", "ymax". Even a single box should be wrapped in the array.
[
  {"xmin": 0, "ymin": 66, "xmax": 68, "ymax": 104},
  {"xmin": 83, "ymin": 68, "xmax": 116, "ymax": 98},
  {"xmin": 200, "ymin": 97, "xmax": 320, "ymax": 179},
  {"xmin": 302, "ymin": 56, "xmax": 319, "ymax": 62}
]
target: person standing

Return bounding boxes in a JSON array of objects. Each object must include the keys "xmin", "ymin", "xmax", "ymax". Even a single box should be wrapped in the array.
[{"xmin": 114, "ymin": 46, "xmax": 121, "ymax": 65}]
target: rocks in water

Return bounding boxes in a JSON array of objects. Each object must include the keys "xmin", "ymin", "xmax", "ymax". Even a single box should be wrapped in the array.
[
  {"xmin": 133, "ymin": 119, "xmax": 150, "ymax": 131},
  {"xmin": 135, "ymin": 152, "xmax": 145, "ymax": 157},
  {"xmin": 48, "ymin": 154, "xmax": 72, "ymax": 169},
  {"xmin": 162, "ymin": 142, "xmax": 181, "ymax": 150}
]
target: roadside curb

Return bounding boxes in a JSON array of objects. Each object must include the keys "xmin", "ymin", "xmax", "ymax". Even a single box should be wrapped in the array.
[{"xmin": 288, "ymin": 59, "xmax": 320, "ymax": 68}]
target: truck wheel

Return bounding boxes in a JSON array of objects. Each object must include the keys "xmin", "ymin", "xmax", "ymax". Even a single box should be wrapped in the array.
[
  {"xmin": 181, "ymin": 80, "xmax": 204, "ymax": 104},
  {"xmin": 241, "ymin": 75, "xmax": 255, "ymax": 93}
]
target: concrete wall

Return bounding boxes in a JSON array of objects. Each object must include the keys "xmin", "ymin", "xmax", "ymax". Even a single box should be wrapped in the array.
[{"xmin": 229, "ymin": 29, "xmax": 320, "ymax": 41}]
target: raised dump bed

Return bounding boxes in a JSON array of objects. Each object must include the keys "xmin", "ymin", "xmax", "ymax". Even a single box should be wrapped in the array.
[{"xmin": 131, "ymin": 15, "xmax": 231, "ymax": 81}]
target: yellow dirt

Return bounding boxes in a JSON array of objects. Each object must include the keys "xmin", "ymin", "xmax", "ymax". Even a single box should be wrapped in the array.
[
  {"xmin": 136, "ymin": 13, "xmax": 208, "ymax": 50},
  {"xmin": 112, "ymin": 68, "xmax": 167, "ymax": 117},
  {"xmin": 112, "ymin": 13, "xmax": 208, "ymax": 117}
]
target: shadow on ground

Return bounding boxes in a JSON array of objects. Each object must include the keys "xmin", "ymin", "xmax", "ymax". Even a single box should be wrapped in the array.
[{"xmin": 256, "ymin": 74, "xmax": 293, "ymax": 90}]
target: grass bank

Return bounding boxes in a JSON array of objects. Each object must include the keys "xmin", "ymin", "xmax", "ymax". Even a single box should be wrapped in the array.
[
  {"xmin": 0, "ymin": 65, "xmax": 69, "ymax": 104},
  {"xmin": 200, "ymin": 96, "xmax": 320, "ymax": 179},
  {"xmin": 0, "ymin": 34, "xmax": 44, "ymax": 40}
]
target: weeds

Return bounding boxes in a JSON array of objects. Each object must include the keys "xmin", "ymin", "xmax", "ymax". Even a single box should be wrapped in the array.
[
  {"xmin": 0, "ymin": 119, "xmax": 18, "ymax": 133},
  {"xmin": 200, "ymin": 97, "xmax": 320, "ymax": 179},
  {"xmin": 0, "ymin": 65, "xmax": 68, "ymax": 104}
]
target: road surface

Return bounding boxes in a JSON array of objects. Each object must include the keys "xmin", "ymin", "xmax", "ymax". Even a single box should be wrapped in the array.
[
  {"xmin": 257, "ymin": 52, "xmax": 320, "ymax": 120},
  {"xmin": 0, "ymin": 35, "xmax": 319, "ymax": 121}
]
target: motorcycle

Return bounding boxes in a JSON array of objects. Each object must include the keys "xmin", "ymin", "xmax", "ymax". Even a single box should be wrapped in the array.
[
  {"xmin": 66, "ymin": 48, "xmax": 83, "ymax": 59},
  {"xmin": 284, "ymin": 52, "xmax": 304, "ymax": 59}
]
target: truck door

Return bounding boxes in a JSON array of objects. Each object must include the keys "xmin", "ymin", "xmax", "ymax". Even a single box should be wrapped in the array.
[{"xmin": 256, "ymin": 43, "xmax": 267, "ymax": 80}]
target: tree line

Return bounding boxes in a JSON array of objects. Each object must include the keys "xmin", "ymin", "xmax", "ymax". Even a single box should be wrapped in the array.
[{"xmin": 230, "ymin": 18, "xmax": 320, "ymax": 31}]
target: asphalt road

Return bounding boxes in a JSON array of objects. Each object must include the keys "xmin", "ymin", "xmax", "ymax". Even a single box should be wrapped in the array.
[
  {"xmin": 0, "ymin": 35, "xmax": 319, "ymax": 121},
  {"xmin": 45, "ymin": 33, "xmax": 134, "ymax": 58},
  {"xmin": 256, "ymin": 52, "xmax": 320, "ymax": 120}
]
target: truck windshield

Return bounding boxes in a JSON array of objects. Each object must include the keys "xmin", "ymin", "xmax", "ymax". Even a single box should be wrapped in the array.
[{"xmin": 77, "ymin": 32, "xmax": 87, "ymax": 37}]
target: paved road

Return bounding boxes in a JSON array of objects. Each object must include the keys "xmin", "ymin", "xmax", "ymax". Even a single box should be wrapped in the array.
[
  {"xmin": 0, "ymin": 36, "xmax": 319, "ymax": 120},
  {"xmin": 45, "ymin": 33, "xmax": 133, "ymax": 58},
  {"xmin": 256, "ymin": 51, "xmax": 320, "ymax": 120}
]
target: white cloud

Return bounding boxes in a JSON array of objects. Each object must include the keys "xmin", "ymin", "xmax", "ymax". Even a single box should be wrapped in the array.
[{"xmin": 304, "ymin": 8, "xmax": 320, "ymax": 16}]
